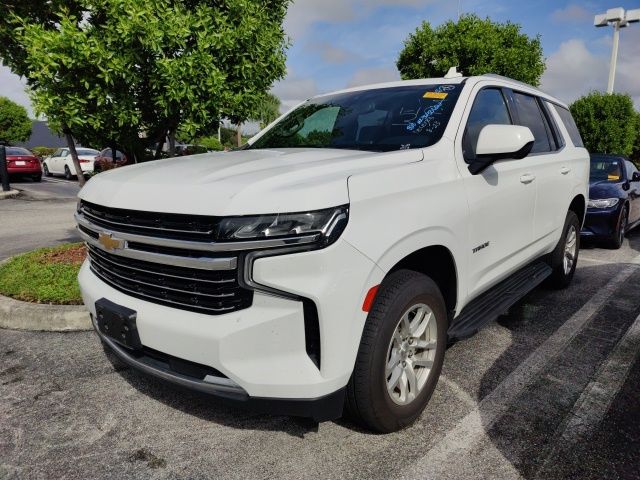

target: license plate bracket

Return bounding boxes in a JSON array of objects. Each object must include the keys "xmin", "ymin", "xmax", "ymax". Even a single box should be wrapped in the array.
[{"xmin": 95, "ymin": 298, "xmax": 142, "ymax": 350}]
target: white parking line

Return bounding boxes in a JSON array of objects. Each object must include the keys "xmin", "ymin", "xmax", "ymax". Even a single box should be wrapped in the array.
[
  {"xmin": 398, "ymin": 253, "xmax": 640, "ymax": 479},
  {"xmin": 534, "ymin": 312, "xmax": 640, "ymax": 478},
  {"xmin": 579, "ymin": 256, "xmax": 615, "ymax": 265}
]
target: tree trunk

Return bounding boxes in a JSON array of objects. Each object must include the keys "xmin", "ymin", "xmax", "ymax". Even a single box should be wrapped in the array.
[
  {"xmin": 154, "ymin": 130, "xmax": 167, "ymax": 159},
  {"xmin": 168, "ymin": 129, "xmax": 176, "ymax": 157},
  {"xmin": 236, "ymin": 123, "xmax": 242, "ymax": 147},
  {"xmin": 217, "ymin": 122, "xmax": 221, "ymax": 142},
  {"xmin": 64, "ymin": 129, "xmax": 85, "ymax": 187}
]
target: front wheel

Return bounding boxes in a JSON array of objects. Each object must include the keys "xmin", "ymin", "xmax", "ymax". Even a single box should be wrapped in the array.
[
  {"xmin": 606, "ymin": 205, "xmax": 627, "ymax": 250},
  {"xmin": 43, "ymin": 163, "xmax": 51, "ymax": 177},
  {"xmin": 346, "ymin": 270, "xmax": 447, "ymax": 432},
  {"xmin": 546, "ymin": 210, "xmax": 580, "ymax": 289}
]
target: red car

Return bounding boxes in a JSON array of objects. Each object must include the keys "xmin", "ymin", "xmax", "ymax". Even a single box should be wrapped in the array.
[
  {"xmin": 93, "ymin": 148, "xmax": 129, "ymax": 173},
  {"xmin": 5, "ymin": 147, "xmax": 42, "ymax": 182}
]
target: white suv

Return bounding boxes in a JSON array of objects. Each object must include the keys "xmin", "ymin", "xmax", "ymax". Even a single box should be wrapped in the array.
[{"xmin": 76, "ymin": 74, "xmax": 588, "ymax": 432}]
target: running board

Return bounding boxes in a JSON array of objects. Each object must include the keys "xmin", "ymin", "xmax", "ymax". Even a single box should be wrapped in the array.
[{"xmin": 448, "ymin": 261, "xmax": 552, "ymax": 340}]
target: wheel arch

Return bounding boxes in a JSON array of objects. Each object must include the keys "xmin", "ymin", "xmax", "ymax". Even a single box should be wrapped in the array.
[
  {"xmin": 569, "ymin": 194, "xmax": 586, "ymax": 228},
  {"xmin": 386, "ymin": 245, "xmax": 458, "ymax": 316}
]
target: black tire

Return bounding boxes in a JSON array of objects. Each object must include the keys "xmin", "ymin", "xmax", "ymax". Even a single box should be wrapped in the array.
[
  {"xmin": 546, "ymin": 210, "xmax": 580, "ymax": 289},
  {"xmin": 606, "ymin": 205, "xmax": 627, "ymax": 250},
  {"xmin": 32, "ymin": 174, "xmax": 42, "ymax": 182},
  {"xmin": 43, "ymin": 163, "xmax": 51, "ymax": 177},
  {"xmin": 346, "ymin": 269, "xmax": 447, "ymax": 433},
  {"xmin": 64, "ymin": 165, "xmax": 73, "ymax": 180}
]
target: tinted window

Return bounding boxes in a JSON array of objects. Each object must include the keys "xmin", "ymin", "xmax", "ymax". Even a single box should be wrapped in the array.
[
  {"xmin": 590, "ymin": 156, "xmax": 624, "ymax": 182},
  {"xmin": 556, "ymin": 106, "xmax": 584, "ymax": 148},
  {"xmin": 5, "ymin": 147, "xmax": 31, "ymax": 155},
  {"xmin": 76, "ymin": 148, "xmax": 99, "ymax": 156},
  {"xmin": 250, "ymin": 84, "xmax": 464, "ymax": 152},
  {"xmin": 463, "ymin": 88, "xmax": 512, "ymax": 160},
  {"xmin": 542, "ymin": 100, "xmax": 565, "ymax": 150},
  {"xmin": 512, "ymin": 92, "xmax": 551, "ymax": 153}
]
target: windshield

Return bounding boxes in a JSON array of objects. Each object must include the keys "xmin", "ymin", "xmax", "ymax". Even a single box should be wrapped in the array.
[
  {"xmin": 6, "ymin": 147, "xmax": 32, "ymax": 156},
  {"xmin": 77, "ymin": 149, "xmax": 99, "ymax": 156},
  {"xmin": 590, "ymin": 156, "xmax": 623, "ymax": 183},
  {"xmin": 249, "ymin": 84, "xmax": 464, "ymax": 152}
]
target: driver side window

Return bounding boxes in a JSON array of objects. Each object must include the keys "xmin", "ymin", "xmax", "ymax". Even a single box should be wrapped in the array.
[{"xmin": 463, "ymin": 88, "xmax": 512, "ymax": 162}]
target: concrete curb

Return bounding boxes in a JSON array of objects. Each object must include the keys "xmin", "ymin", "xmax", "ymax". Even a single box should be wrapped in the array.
[
  {"xmin": 0, "ymin": 189, "xmax": 20, "ymax": 200},
  {"xmin": 0, "ymin": 254, "xmax": 91, "ymax": 332},
  {"xmin": 0, "ymin": 293, "xmax": 91, "ymax": 331}
]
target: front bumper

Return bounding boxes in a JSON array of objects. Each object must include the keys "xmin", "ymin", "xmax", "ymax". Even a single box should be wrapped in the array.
[
  {"xmin": 581, "ymin": 205, "xmax": 621, "ymax": 239},
  {"xmin": 79, "ymin": 238, "xmax": 384, "ymax": 417},
  {"xmin": 93, "ymin": 314, "xmax": 346, "ymax": 421}
]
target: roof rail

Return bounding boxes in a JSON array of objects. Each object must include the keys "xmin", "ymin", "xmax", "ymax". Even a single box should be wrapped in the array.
[{"xmin": 481, "ymin": 73, "xmax": 535, "ymax": 90}]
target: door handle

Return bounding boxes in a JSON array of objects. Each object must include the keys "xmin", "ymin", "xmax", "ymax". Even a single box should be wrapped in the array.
[
  {"xmin": 520, "ymin": 173, "xmax": 536, "ymax": 184},
  {"xmin": 560, "ymin": 166, "xmax": 571, "ymax": 175}
]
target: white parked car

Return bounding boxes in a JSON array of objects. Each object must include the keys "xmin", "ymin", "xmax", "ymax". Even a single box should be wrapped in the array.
[
  {"xmin": 43, "ymin": 147, "xmax": 100, "ymax": 179},
  {"xmin": 76, "ymin": 74, "xmax": 588, "ymax": 432}
]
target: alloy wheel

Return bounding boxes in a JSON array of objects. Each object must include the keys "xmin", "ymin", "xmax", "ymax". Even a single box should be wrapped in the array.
[
  {"xmin": 563, "ymin": 224, "xmax": 577, "ymax": 275},
  {"xmin": 385, "ymin": 303, "xmax": 438, "ymax": 405}
]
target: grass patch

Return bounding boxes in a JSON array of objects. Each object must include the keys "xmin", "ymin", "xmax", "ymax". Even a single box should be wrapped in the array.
[{"xmin": 0, "ymin": 243, "xmax": 85, "ymax": 305}]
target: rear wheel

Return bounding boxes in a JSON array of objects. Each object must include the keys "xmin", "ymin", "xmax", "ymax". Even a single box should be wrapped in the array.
[
  {"xmin": 346, "ymin": 269, "xmax": 447, "ymax": 432},
  {"xmin": 64, "ymin": 165, "xmax": 73, "ymax": 180},
  {"xmin": 606, "ymin": 205, "xmax": 627, "ymax": 250},
  {"xmin": 546, "ymin": 210, "xmax": 580, "ymax": 289},
  {"xmin": 32, "ymin": 174, "xmax": 42, "ymax": 182}
]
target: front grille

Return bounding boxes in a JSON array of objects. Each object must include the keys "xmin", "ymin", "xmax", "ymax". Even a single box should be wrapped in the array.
[
  {"xmin": 80, "ymin": 200, "xmax": 218, "ymax": 242},
  {"xmin": 88, "ymin": 245, "xmax": 252, "ymax": 315}
]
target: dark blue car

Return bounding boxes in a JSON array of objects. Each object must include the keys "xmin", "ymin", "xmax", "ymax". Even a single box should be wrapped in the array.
[{"xmin": 581, "ymin": 154, "xmax": 640, "ymax": 249}]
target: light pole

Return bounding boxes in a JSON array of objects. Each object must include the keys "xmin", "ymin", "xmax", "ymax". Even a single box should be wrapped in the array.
[{"xmin": 594, "ymin": 7, "xmax": 640, "ymax": 93}]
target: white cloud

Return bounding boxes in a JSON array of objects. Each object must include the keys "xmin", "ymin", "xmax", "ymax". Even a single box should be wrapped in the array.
[
  {"xmin": 347, "ymin": 67, "xmax": 401, "ymax": 88},
  {"xmin": 307, "ymin": 42, "xmax": 359, "ymax": 64},
  {"xmin": 0, "ymin": 64, "xmax": 34, "ymax": 117},
  {"xmin": 284, "ymin": 0, "xmax": 433, "ymax": 39},
  {"xmin": 271, "ymin": 69, "xmax": 319, "ymax": 111},
  {"xmin": 551, "ymin": 4, "xmax": 592, "ymax": 23},
  {"xmin": 541, "ymin": 29, "xmax": 640, "ymax": 108}
]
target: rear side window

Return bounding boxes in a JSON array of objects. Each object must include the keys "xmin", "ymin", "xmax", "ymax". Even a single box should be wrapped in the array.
[
  {"xmin": 463, "ymin": 88, "xmax": 512, "ymax": 161},
  {"xmin": 6, "ymin": 147, "xmax": 31, "ymax": 155},
  {"xmin": 512, "ymin": 92, "xmax": 551, "ymax": 154},
  {"xmin": 555, "ymin": 106, "xmax": 584, "ymax": 148}
]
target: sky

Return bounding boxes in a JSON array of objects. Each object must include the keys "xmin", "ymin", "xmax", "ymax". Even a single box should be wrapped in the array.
[{"xmin": 1, "ymin": 0, "xmax": 639, "ymax": 121}]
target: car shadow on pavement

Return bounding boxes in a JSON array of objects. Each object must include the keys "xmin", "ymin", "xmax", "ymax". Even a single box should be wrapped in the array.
[
  {"xmin": 475, "ymin": 230, "xmax": 640, "ymax": 479},
  {"xmin": 102, "ymin": 348, "xmax": 325, "ymax": 438}
]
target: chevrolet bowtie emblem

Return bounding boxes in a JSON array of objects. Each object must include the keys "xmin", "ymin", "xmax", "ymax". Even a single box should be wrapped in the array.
[{"xmin": 98, "ymin": 232, "xmax": 125, "ymax": 251}]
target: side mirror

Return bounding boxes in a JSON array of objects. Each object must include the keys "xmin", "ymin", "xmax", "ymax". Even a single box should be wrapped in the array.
[
  {"xmin": 632, "ymin": 171, "xmax": 640, "ymax": 182},
  {"xmin": 468, "ymin": 125, "xmax": 535, "ymax": 175}
]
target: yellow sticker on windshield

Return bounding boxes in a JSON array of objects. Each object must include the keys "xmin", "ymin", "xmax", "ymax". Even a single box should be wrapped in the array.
[
  {"xmin": 423, "ymin": 91, "xmax": 448, "ymax": 99},
  {"xmin": 608, "ymin": 174, "xmax": 620, "ymax": 180}
]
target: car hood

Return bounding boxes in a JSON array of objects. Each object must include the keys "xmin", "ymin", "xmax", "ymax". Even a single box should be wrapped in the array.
[
  {"xmin": 79, "ymin": 148, "xmax": 422, "ymax": 215},
  {"xmin": 588, "ymin": 179, "xmax": 623, "ymax": 200}
]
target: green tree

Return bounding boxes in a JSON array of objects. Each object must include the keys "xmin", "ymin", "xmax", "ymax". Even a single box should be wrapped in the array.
[
  {"xmin": 6, "ymin": 0, "xmax": 289, "ymax": 182},
  {"xmin": 256, "ymin": 93, "xmax": 282, "ymax": 129},
  {"xmin": 0, "ymin": 1, "xmax": 83, "ymax": 77},
  {"xmin": 0, "ymin": 96, "xmax": 32, "ymax": 144},
  {"xmin": 631, "ymin": 112, "xmax": 640, "ymax": 164},
  {"xmin": 570, "ymin": 92, "xmax": 637, "ymax": 156},
  {"xmin": 397, "ymin": 14, "xmax": 545, "ymax": 86}
]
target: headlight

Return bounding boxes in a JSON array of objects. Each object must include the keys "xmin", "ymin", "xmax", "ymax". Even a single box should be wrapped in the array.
[
  {"xmin": 587, "ymin": 198, "xmax": 619, "ymax": 209},
  {"xmin": 217, "ymin": 205, "xmax": 349, "ymax": 248}
]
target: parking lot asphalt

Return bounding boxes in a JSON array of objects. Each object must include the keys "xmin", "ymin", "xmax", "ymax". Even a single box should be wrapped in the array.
[
  {"xmin": 1, "ymin": 189, "xmax": 639, "ymax": 479},
  {"xmin": 0, "ymin": 178, "xmax": 80, "ymax": 260}
]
